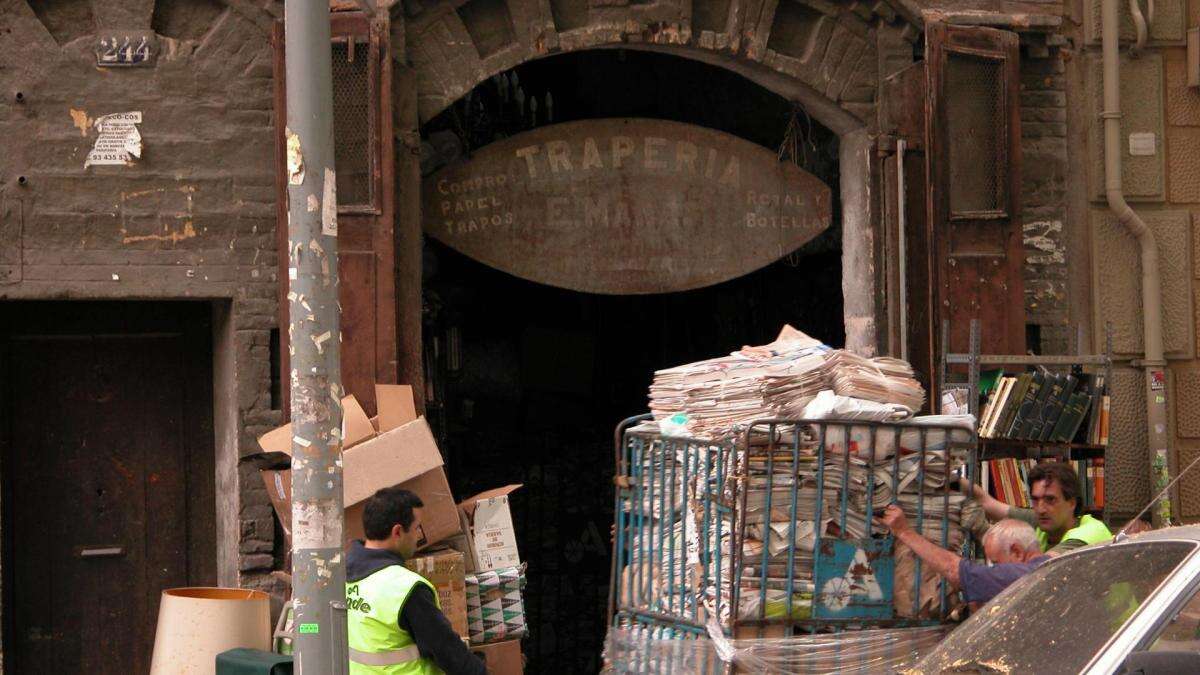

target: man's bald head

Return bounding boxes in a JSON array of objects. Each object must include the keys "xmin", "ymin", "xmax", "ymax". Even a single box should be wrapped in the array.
[{"xmin": 982, "ymin": 519, "xmax": 1041, "ymax": 564}]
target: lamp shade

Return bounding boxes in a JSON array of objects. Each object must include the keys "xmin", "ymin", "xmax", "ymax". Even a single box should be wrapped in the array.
[{"xmin": 149, "ymin": 587, "xmax": 271, "ymax": 674}]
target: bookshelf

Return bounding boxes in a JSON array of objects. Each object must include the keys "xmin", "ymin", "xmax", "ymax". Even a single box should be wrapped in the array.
[{"xmin": 939, "ymin": 320, "xmax": 1111, "ymax": 515}]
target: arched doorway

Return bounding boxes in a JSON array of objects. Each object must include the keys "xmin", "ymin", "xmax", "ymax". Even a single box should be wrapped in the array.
[
  {"xmin": 400, "ymin": 0, "xmax": 918, "ymax": 362},
  {"xmin": 418, "ymin": 49, "xmax": 845, "ymax": 671}
]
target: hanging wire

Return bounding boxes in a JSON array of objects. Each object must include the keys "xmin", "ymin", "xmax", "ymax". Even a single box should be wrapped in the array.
[{"xmin": 778, "ymin": 102, "xmax": 817, "ymax": 267}]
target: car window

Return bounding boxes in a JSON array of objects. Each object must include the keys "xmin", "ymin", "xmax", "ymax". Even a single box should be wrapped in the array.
[
  {"xmin": 1147, "ymin": 583, "xmax": 1200, "ymax": 653},
  {"xmin": 912, "ymin": 542, "xmax": 1196, "ymax": 675}
]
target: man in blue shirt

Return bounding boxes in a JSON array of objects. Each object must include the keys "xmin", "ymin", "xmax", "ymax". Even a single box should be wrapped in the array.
[{"xmin": 880, "ymin": 504, "xmax": 1051, "ymax": 607}]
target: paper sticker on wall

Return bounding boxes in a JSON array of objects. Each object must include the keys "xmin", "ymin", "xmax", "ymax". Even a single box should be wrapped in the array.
[{"xmin": 85, "ymin": 112, "xmax": 143, "ymax": 168}]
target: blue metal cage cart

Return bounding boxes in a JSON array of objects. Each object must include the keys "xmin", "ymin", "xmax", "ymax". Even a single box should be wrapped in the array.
[{"xmin": 607, "ymin": 414, "xmax": 975, "ymax": 672}]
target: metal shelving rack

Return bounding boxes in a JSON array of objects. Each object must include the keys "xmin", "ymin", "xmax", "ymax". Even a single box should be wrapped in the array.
[{"xmin": 939, "ymin": 319, "xmax": 1112, "ymax": 463}]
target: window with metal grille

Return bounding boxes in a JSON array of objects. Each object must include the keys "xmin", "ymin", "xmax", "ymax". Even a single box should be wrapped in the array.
[
  {"xmin": 331, "ymin": 36, "xmax": 379, "ymax": 212},
  {"xmin": 944, "ymin": 52, "xmax": 1006, "ymax": 216}
]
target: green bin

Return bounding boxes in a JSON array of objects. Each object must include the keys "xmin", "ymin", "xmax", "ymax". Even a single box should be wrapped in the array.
[{"xmin": 216, "ymin": 648, "xmax": 294, "ymax": 675}]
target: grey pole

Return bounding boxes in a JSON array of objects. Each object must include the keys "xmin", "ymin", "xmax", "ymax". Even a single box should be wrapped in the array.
[{"xmin": 283, "ymin": 1, "xmax": 347, "ymax": 672}]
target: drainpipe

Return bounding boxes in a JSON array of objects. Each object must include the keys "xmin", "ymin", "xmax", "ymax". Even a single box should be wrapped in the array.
[
  {"xmin": 285, "ymin": 0, "xmax": 348, "ymax": 670},
  {"xmin": 1101, "ymin": 0, "xmax": 1172, "ymax": 525}
]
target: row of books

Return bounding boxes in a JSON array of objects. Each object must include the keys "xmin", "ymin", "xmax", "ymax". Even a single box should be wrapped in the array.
[
  {"xmin": 977, "ymin": 368, "xmax": 1110, "ymax": 445},
  {"xmin": 983, "ymin": 457, "xmax": 1106, "ymax": 511}
]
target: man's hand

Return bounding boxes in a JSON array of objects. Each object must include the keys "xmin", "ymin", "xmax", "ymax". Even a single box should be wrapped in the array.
[{"xmin": 880, "ymin": 504, "xmax": 910, "ymax": 535}]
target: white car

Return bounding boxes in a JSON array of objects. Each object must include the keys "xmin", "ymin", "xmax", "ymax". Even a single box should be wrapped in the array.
[{"xmin": 912, "ymin": 526, "xmax": 1200, "ymax": 674}]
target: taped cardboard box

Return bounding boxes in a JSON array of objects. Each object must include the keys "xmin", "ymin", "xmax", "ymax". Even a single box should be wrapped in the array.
[
  {"xmin": 470, "ymin": 639, "xmax": 523, "ymax": 675},
  {"xmin": 465, "ymin": 566, "xmax": 527, "ymax": 645},
  {"xmin": 458, "ymin": 485, "xmax": 522, "ymax": 573},
  {"xmin": 404, "ymin": 547, "xmax": 469, "ymax": 639},
  {"xmin": 258, "ymin": 385, "xmax": 459, "ymax": 550}
]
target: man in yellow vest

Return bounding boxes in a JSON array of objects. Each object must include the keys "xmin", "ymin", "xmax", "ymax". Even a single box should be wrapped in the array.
[
  {"xmin": 963, "ymin": 462, "xmax": 1111, "ymax": 555},
  {"xmin": 346, "ymin": 486, "xmax": 486, "ymax": 674}
]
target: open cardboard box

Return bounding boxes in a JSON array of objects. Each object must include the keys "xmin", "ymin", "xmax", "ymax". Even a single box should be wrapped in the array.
[
  {"xmin": 259, "ymin": 384, "xmax": 459, "ymax": 550},
  {"xmin": 458, "ymin": 485, "xmax": 522, "ymax": 573}
]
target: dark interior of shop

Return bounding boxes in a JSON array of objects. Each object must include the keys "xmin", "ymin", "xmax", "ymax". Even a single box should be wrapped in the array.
[{"xmin": 421, "ymin": 49, "xmax": 844, "ymax": 672}]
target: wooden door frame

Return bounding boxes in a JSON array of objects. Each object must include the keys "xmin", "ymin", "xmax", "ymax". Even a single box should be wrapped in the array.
[
  {"xmin": 925, "ymin": 22, "xmax": 1025, "ymax": 357},
  {"xmin": 0, "ymin": 301, "xmax": 217, "ymax": 671}
]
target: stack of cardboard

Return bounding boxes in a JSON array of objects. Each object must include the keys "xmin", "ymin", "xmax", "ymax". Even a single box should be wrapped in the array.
[
  {"xmin": 257, "ymin": 385, "xmax": 460, "ymax": 549},
  {"xmin": 254, "ymin": 384, "xmax": 526, "ymax": 673}
]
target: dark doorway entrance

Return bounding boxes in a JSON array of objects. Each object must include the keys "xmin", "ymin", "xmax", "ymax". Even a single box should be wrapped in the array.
[
  {"xmin": 0, "ymin": 302, "xmax": 217, "ymax": 674},
  {"xmin": 421, "ymin": 51, "xmax": 844, "ymax": 671},
  {"xmin": 426, "ymin": 244, "xmax": 845, "ymax": 671}
]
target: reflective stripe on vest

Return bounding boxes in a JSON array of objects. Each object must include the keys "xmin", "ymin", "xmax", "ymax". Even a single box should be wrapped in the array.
[
  {"xmin": 1037, "ymin": 514, "xmax": 1113, "ymax": 552},
  {"xmin": 346, "ymin": 564, "xmax": 442, "ymax": 675},
  {"xmin": 349, "ymin": 646, "xmax": 421, "ymax": 667}
]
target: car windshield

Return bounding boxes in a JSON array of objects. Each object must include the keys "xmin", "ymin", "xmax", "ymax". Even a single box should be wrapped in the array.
[{"xmin": 912, "ymin": 541, "xmax": 1196, "ymax": 675}]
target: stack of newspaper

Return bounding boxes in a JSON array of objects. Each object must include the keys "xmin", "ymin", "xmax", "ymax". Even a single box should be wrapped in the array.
[
  {"xmin": 648, "ymin": 326, "xmax": 927, "ymax": 438},
  {"xmin": 648, "ymin": 326, "xmax": 831, "ymax": 437}
]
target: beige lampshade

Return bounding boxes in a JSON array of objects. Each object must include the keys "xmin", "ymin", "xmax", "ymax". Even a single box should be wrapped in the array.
[{"xmin": 149, "ymin": 587, "xmax": 271, "ymax": 674}]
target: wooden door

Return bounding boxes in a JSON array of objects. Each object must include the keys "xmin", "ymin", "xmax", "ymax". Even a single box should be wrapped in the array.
[
  {"xmin": 273, "ymin": 11, "xmax": 398, "ymax": 418},
  {"xmin": 926, "ymin": 22, "xmax": 1025, "ymax": 357},
  {"xmin": 1, "ymin": 302, "xmax": 216, "ymax": 674}
]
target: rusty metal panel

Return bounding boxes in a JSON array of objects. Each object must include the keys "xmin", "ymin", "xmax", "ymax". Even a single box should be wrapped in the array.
[{"xmin": 422, "ymin": 118, "xmax": 832, "ymax": 294}]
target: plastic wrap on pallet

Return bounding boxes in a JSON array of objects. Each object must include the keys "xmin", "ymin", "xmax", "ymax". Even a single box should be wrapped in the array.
[{"xmin": 602, "ymin": 624, "xmax": 949, "ymax": 674}]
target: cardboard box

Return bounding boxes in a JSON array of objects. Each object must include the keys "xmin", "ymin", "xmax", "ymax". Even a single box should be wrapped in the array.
[
  {"xmin": 458, "ymin": 485, "xmax": 522, "ymax": 572},
  {"xmin": 405, "ymin": 548, "xmax": 468, "ymax": 639},
  {"xmin": 258, "ymin": 393, "xmax": 376, "ymax": 456},
  {"xmin": 258, "ymin": 385, "xmax": 460, "ymax": 550},
  {"xmin": 465, "ymin": 566, "xmax": 527, "ymax": 645},
  {"xmin": 470, "ymin": 639, "xmax": 523, "ymax": 675},
  {"xmin": 443, "ymin": 534, "xmax": 476, "ymax": 574}
]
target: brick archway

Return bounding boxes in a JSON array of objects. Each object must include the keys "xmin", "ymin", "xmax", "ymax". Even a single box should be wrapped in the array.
[
  {"xmin": 400, "ymin": 0, "xmax": 922, "ymax": 353},
  {"xmin": 403, "ymin": 0, "xmax": 919, "ymax": 132}
]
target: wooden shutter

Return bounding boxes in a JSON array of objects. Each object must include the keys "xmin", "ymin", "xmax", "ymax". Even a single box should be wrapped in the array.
[{"xmin": 926, "ymin": 22, "xmax": 1024, "ymax": 358}]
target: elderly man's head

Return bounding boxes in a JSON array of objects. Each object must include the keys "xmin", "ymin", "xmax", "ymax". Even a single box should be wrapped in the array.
[{"xmin": 982, "ymin": 519, "xmax": 1041, "ymax": 564}]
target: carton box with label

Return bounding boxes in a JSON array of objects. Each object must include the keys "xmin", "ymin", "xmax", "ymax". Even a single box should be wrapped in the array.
[
  {"xmin": 258, "ymin": 384, "xmax": 460, "ymax": 550},
  {"xmin": 404, "ymin": 547, "xmax": 468, "ymax": 639},
  {"xmin": 457, "ymin": 485, "xmax": 522, "ymax": 573}
]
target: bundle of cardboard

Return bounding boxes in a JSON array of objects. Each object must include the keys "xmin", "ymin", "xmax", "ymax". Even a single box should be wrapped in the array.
[
  {"xmin": 253, "ymin": 384, "xmax": 527, "ymax": 670},
  {"xmin": 648, "ymin": 326, "xmax": 926, "ymax": 438}
]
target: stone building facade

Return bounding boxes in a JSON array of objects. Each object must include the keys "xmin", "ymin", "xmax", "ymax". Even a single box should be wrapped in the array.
[{"xmin": 3, "ymin": 0, "xmax": 1200, "ymax": 668}]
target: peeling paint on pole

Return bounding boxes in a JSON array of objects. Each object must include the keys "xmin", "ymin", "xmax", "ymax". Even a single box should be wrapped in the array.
[
  {"xmin": 287, "ymin": 129, "xmax": 305, "ymax": 186},
  {"xmin": 284, "ymin": 0, "xmax": 346, "ymax": 670}
]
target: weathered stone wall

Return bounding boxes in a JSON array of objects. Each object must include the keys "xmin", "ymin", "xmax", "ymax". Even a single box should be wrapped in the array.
[
  {"xmin": 1020, "ymin": 51, "xmax": 1071, "ymax": 354},
  {"xmin": 1165, "ymin": 0, "xmax": 1200, "ymax": 522},
  {"xmin": 0, "ymin": 0, "xmax": 284, "ymax": 598},
  {"xmin": 1061, "ymin": 0, "xmax": 1200, "ymax": 520}
]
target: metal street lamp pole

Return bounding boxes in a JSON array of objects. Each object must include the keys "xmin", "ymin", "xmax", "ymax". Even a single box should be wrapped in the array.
[{"xmin": 283, "ymin": 1, "xmax": 347, "ymax": 671}]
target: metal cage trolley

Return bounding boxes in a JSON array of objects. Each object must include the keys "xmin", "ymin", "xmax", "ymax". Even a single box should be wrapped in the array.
[{"xmin": 607, "ymin": 414, "xmax": 976, "ymax": 672}]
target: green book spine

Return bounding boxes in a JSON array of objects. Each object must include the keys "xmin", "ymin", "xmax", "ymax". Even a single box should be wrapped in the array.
[
  {"xmin": 1040, "ymin": 374, "xmax": 1076, "ymax": 441},
  {"xmin": 1008, "ymin": 371, "xmax": 1046, "ymax": 439},
  {"xmin": 1053, "ymin": 392, "xmax": 1087, "ymax": 442},
  {"xmin": 1022, "ymin": 373, "xmax": 1060, "ymax": 440}
]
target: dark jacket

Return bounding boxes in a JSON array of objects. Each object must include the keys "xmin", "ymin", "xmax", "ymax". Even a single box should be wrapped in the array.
[{"xmin": 346, "ymin": 540, "xmax": 485, "ymax": 675}]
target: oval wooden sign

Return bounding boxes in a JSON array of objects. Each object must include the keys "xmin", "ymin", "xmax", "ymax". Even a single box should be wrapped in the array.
[{"xmin": 422, "ymin": 118, "xmax": 832, "ymax": 294}]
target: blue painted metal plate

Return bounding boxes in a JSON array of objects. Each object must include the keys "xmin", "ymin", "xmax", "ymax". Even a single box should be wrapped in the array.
[{"xmin": 813, "ymin": 537, "xmax": 895, "ymax": 620}]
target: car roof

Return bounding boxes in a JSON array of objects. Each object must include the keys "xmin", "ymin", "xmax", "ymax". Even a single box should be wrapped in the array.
[{"xmin": 1108, "ymin": 524, "xmax": 1200, "ymax": 544}]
